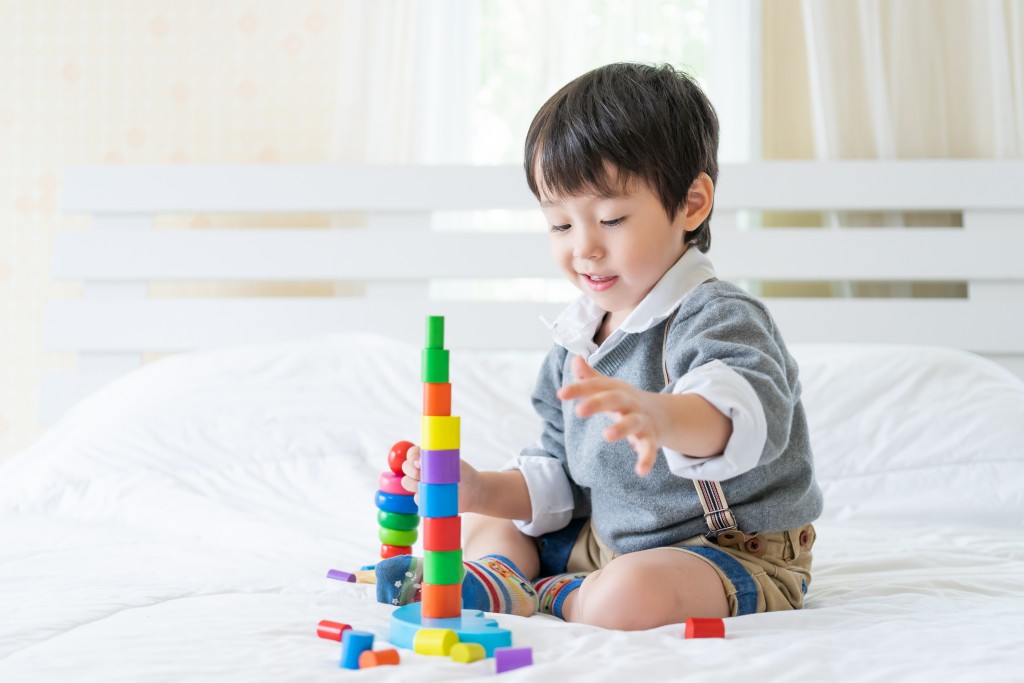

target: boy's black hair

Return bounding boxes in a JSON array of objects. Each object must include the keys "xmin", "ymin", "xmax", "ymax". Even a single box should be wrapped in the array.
[{"xmin": 524, "ymin": 62, "xmax": 719, "ymax": 252}]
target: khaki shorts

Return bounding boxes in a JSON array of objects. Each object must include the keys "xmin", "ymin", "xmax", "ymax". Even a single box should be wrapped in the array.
[{"xmin": 537, "ymin": 519, "xmax": 816, "ymax": 617}]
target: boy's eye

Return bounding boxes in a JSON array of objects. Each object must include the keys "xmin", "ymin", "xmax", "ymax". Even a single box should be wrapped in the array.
[
  {"xmin": 550, "ymin": 224, "xmax": 571, "ymax": 232},
  {"xmin": 601, "ymin": 216, "xmax": 625, "ymax": 227}
]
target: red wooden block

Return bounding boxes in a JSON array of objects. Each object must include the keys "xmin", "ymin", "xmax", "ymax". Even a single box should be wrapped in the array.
[
  {"xmin": 423, "ymin": 382, "xmax": 452, "ymax": 417},
  {"xmin": 388, "ymin": 441, "xmax": 414, "ymax": 475},
  {"xmin": 380, "ymin": 543, "xmax": 413, "ymax": 559},
  {"xmin": 423, "ymin": 516, "xmax": 461, "ymax": 551},
  {"xmin": 421, "ymin": 582, "xmax": 462, "ymax": 619},
  {"xmin": 359, "ymin": 648, "xmax": 400, "ymax": 667},
  {"xmin": 316, "ymin": 619, "xmax": 352, "ymax": 641},
  {"xmin": 684, "ymin": 617, "xmax": 725, "ymax": 639}
]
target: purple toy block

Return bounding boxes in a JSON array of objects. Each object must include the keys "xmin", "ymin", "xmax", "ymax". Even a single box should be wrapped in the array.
[
  {"xmin": 495, "ymin": 646, "xmax": 533, "ymax": 673},
  {"xmin": 420, "ymin": 449, "xmax": 461, "ymax": 484},
  {"xmin": 327, "ymin": 569, "xmax": 356, "ymax": 583}
]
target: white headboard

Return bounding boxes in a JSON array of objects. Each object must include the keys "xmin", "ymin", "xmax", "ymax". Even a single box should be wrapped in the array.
[{"xmin": 46, "ymin": 161, "xmax": 1024, "ymax": 423}]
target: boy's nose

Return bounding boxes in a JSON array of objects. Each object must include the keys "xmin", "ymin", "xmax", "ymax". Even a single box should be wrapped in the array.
[{"xmin": 572, "ymin": 228, "xmax": 603, "ymax": 260}]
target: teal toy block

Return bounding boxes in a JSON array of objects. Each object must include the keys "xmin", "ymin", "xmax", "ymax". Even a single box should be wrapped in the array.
[
  {"xmin": 340, "ymin": 630, "xmax": 374, "ymax": 669},
  {"xmin": 419, "ymin": 483, "xmax": 458, "ymax": 518},
  {"xmin": 426, "ymin": 316, "xmax": 445, "ymax": 349},
  {"xmin": 390, "ymin": 602, "xmax": 512, "ymax": 657},
  {"xmin": 422, "ymin": 348, "xmax": 450, "ymax": 383}
]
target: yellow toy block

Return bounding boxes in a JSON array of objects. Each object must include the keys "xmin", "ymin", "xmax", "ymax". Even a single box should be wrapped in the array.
[
  {"xmin": 450, "ymin": 642, "xmax": 486, "ymax": 663},
  {"xmin": 413, "ymin": 628, "xmax": 458, "ymax": 657},
  {"xmin": 421, "ymin": 416, "xmax": 460, "ymax": 450}
]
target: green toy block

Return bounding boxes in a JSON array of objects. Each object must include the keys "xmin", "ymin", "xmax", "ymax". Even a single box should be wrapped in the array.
[
  {"xmin": 378, "ymin": 510, "xmax": 420, "ymax": 531},
  {"xmin": 422, "ymin": 348, "xmax": 449, "ymax": 383},
  {"xmin": 379, "ymin": 526, "xmax": 419, "ymax": 547},
  {"xmin": 426, "ymin": 316, "xmax": 445, "ymax": 349},
  {"xmin": 423, "ymin": 549, "xmax": 464, "ymax": 585}
]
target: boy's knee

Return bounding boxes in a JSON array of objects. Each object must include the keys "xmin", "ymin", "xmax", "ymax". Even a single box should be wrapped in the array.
[{"xmin": 574, "ymin": 564, "xmax": 665, "ymax": 630}]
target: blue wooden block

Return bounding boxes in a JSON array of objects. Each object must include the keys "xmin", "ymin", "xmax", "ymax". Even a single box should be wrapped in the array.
[
  {"xmin": 375, "ymin": 490, "xmax": 418, "ymax": 515},
  {"xmin": 419, "ymin": 483, "xmax": 458, "ymax": 518},
  {"xmin": 390, "ymin": 602, "xmax": 512, "ymax": 657},
  {"xmin": 340, "ymin": 630, "xmax": 374, "ymax": 669}
]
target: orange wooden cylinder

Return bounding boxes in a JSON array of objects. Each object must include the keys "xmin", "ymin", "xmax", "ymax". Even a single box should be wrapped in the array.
[
  {"xmin": 423, "ymin": 516, "xmax": 461, "ymax": 552},
  {"xmin": 359, "ymin": 648, "xmax": 401, "ymax": 667},
  {"xmin": 421, "ymin": 582, "xmax": 462, "ymax": 618},
  {"xmin": 423, "ymin": 382, "xmax": 452, "ymax": 417}
]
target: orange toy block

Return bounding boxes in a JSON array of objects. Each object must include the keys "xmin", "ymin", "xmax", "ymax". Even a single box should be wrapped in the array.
[
  {"xmin": 420, "ymin": 582, "xmax": 462, "ymax": 619},
  {"xmin": 423, "ymin": 382, "xmax": 452, "ymax": 417},
  {"xmin": 359, "ymin": 648, "xmax": 400, "ymax": 667},
  {"xmin": 423, "ymin": 516, "xmax": 461, "ymax": 552},
  {"xmin": 684, "ymin": 617, "xmax": 725, "ymax": 639}
]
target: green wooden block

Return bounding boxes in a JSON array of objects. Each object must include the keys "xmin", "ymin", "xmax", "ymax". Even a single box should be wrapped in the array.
[
  {"xmin": 426, "ymin": 316, "xmax": 445, "ymax": 349},
  {"xmin": 378, "ymin": 510, "xmax": 420, "ymax": 531},
  {"xmin": 423, "ymin": 549, "xmax": 464, "ymax": 585},
  {"xmin": 422, "ymin": 348, "xmax": 449, "ymax": 383},
  {"xmin": 379, "ymin": 526, "xmax": 419, "ymax": 547}
]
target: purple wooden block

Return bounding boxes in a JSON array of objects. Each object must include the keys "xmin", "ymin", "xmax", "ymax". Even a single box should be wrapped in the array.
[
  {"xmin": 494, "ymin": 646, "xmax": 533, "ymax": 673},
  {"xmin": 420, "ymin": 449, "xmax": 460, "ymax": 484},
  {"xmin": 327, "ymin": 569, "xmax": 356, "ymax": 582}
]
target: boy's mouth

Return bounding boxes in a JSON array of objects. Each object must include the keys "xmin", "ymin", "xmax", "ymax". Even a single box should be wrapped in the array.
[{"xmin": 582, "ymin": 273, "xmax": 618, "ymax": 292}]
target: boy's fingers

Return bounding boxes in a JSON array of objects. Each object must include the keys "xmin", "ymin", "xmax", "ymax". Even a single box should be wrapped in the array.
[
  {"xmin": 576, "ymin": 390, "xmax": 633, "ymax": 418},
  {"xmin": 401, "ymin": 476, "xmax": 420, "ymax": 494},
  {"xmin": 603, "ymin": 413, "xmax": 645, "ymax": 443}
]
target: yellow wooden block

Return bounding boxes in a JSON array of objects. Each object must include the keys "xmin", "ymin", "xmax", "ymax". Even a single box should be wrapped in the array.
[
  {"xmin": 421, "ymin": 416, "xmax": 460, "ymax": 450},
  {"xmin": 413, "ymin": 628, "xmax": 458, "ymax": 657},
  {"xmin": 450, "ymin": 642, "xmax": 486, "ymax": 663}
]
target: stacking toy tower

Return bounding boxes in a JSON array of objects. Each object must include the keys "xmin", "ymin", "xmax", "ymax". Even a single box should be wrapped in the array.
[
  {"xmin": 388, "ymin": 316, "xmax": 512, "ymax": 656},
  {"xmin": 376, "ymin": 441, "xmax": 419, "ymax": 560}
]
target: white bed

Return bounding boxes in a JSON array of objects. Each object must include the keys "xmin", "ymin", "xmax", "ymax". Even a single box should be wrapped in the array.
[{"xmin": 3, "ymin": 161, "xmax": 1024, "ymax": 681}]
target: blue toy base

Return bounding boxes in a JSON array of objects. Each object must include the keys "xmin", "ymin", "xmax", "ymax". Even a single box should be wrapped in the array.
[{"xmin": 389, "ymin": 602, "xmax": 512, "ymax": 657}]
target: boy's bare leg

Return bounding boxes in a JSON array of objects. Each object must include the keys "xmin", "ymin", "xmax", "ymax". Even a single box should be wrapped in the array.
[
  {"xmin": 462, "ymin": 512, "xmax": 541, "ymax": 580},
  {"xmin": 560, "ymin": 548, "xmax": 729, "ymax": 630}
]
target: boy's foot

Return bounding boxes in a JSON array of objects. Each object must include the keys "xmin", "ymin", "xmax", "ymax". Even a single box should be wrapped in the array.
[{"xmin": 375, "ymin": 554, "xmax": 537, "ymax": 617}]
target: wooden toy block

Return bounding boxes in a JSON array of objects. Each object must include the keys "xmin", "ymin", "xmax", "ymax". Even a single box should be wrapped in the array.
[
  {"xmin": 378, "ymin": 526, "xmax": 418, "ymax": 547},
  {"xmin": 419, "ymin": 483, "xmax": 459, "ymax": 518},
  {"xmin": 426, "ymin": 315, "xmax": 445, "ymax": 349},
  {"xmin": 420, "ymin": 449, "xmax": 461, "ymax": 484},
  {"xmin": 355, "ymin": 568, "xmax": 378, "ymax": 583},
  {"xmin": 388, "ymin": 440, "xmax": 414, "ymax": 476},
  {"xmin": 423, "ymin": 382, "xmax": 452, "ymax": 416},
  {"xmin": 391, "ymin": 603, "xmax": 512, "ymax": 657},
  {"xmin": 684, "ymin": 617, "xmax": 725, "ymax": 639},
  {"xmin": 340, "ymin": 630, "xmax": 374, "ymax": 669},
  {"xmin": 380, "ymin": 543, "xmax": 413, "ymax": 559},
  {"xmin": 494, "ymin": 646, "xmax": 533, "ymax": 673},
  {"xmin": 423, "ymin": 549, "xmax": 464, "ymax": 585},
  {"xmin": 413, "ymin": 628, "xmax": 458, "ymax": 657},
  {"xmin": 316, "ymin": 620, "xmax": 351, "ymax": 641},
  {"xmin": 378, "ymin": 471, "xmax": 409, "ymax": 495},
  {"xmin": 450, "ymin": 642, "xmax": 486, "ymax": 663},
  {"xmin": 377, "ymin": 510, "xmax": 420, "ymax": 531},
  {"xmin": 421, "ymin": 416, "xmax": 460, "ymax": 450},
  {"xmin": 375, "ymin": 490, "xmax": 418, "ymax": 515},
  {"xmin": 423, "ymin": 516, "xmax": 461, "ymax": 551},
  {"xmin": 326, "ymin": 569, "xmax": 356, "ymax": 582},
  {"xmin": 358, "ymin": 648, "xmax": 400, "ymax": 668},
  {"xmin": 422, "ymin": 348, "xmax": 450, "ymax": 383},
  {"xmin": 421, "ymin": 582, "xmax": 462, "ymax": 619}
]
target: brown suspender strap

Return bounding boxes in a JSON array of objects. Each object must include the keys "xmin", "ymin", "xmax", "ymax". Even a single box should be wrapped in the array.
[{"xmin": 660, "ymin": 306, "xmax": 739, "ymax": 537}]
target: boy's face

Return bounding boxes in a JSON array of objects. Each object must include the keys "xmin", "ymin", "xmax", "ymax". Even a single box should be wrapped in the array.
[{"xmin": 539, "ymin": 167, "xmax": 689, "ymax": 331}]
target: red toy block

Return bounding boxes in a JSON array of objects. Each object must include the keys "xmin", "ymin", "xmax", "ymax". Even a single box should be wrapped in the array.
[
  {"xmin": 420, "ymin": 582, "xmax": 462, "ymax": 619},
  {"xmin": 388, "ymin": 441, "xmax": 415, "ymax": 476},
  {"xmin": 380, "ymin": 543, "xmax": 413, "ymax": 559},
  {"xmin": 316, "ymin": 619, "xmax": 351, "ymax": 641},
  {"xmin": 423, "ymin": 516, "xmax": 461, "ymax": 552},
  {"xmin": 359, "ymin": 648, "xmax": 400, "ymax": 667},
  {"xmin": 423, "ymin": 382, "xmax": 452, "ymax": 416},
  {"xmin": 684, "ymin": 617, "xmax": 725, "ymax": 639}
]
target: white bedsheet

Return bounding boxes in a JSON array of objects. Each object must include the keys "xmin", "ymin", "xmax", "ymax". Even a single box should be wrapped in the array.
[{"xmin": 2, "ymin": 335, "xmax": 1023, "ymax": 682}]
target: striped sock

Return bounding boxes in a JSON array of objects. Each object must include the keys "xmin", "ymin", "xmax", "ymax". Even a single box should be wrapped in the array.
[
  {"xmin": 374, "ymin": 554, "xmax": 537, "ymax": 618},
  {"xmin": 534, "ymin": 572, "xmax": 588, "ymax": 620}
]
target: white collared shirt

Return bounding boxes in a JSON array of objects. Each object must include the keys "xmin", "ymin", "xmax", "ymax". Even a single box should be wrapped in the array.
[{"xmin": 504, "ymin": 248, "xmax": 769, "ymax": 536}]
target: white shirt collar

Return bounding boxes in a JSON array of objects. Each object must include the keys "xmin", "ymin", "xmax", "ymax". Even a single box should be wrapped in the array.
[{"xmin": 544, "ymin": 248, "xmax": 717, "ymax": 365}]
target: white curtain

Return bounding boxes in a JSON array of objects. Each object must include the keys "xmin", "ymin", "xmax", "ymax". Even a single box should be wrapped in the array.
[{"xmin": 801, "ymin": 0, "xmax": 1024, "ymax": 159}]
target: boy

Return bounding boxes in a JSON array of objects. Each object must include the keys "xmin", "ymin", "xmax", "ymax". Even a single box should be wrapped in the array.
[{"xmin": 376, "ymin": 62, "xmax": 823, "ymax": 630}]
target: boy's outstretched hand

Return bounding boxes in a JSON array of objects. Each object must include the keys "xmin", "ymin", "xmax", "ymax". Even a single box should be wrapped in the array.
[{"xmin": 558, "ymin": 355, "xmax": 667, "ymax": 477}]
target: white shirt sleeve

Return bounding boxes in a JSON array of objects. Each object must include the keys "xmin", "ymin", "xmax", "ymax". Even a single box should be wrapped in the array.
[
  {"xmin": 661, "ymin": 360, "xmax": 768, "ymax": 482},
  {"xmin": 499, "ymin": 451, "xmax": 575, "ymax": 537}
]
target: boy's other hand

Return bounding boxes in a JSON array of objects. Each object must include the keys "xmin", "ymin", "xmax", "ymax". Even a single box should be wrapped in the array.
[
  {"xmin": 558, "ymin": 354, "xmax": 666, "ymax": 477},
  {"xmin": 402, "ymin": 445, "xmax": 482, "ymax": 513}
]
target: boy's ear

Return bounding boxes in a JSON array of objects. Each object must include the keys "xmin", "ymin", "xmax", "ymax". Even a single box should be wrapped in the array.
[{"xmin": 681, "ymin": 172, "xmax": 715, "ymax": 232}]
